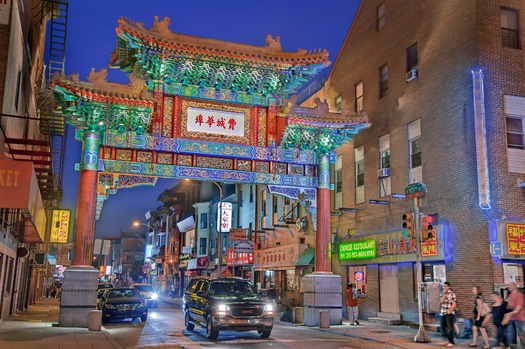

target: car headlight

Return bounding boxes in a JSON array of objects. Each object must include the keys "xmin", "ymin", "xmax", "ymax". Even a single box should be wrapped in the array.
[
  {"xmin": 137, "ymin": 302, "xmax": 148, "ymax": 309},
  {"xmin": 151, "ymin": 293, "xmax": 158, "ymax": 300},
  {"xmin": 263, "ymin": 304, "xmax": 274, "ymax": 315},
  {"xmin": 215, "ymin": 304, "xmax": 230, "ymax": 316}
]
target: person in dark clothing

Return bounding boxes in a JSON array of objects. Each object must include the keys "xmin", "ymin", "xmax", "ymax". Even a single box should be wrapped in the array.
[{"xmin": 490, "ymin": 292, "xmax": 511, "ymax": 349}]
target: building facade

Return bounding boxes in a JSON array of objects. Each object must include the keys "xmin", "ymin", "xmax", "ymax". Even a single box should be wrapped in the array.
[{"xmin": 318, "ymin": 0, "xmax": 525, "ymax": 324}]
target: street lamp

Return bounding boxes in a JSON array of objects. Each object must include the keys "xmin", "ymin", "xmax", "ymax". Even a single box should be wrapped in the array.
[
  {"xmin": 212, "ymin": 181, "xmax": 223, "ymax": 277},
  {"xmin": 132, "ymin": 221, "xmax": 155, "ymax": 284}
]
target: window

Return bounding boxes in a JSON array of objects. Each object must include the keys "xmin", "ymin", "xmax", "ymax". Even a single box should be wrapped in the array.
[
  {"xmin": 356, "ymin": 160, "xmax": 364, "ymax": 187},
  {"xmin": 501, "ymin": 8, "xmax": 520, "ymax": 49},
  {"xmin": 355, "ymin": 81, "xmax": 363, "ymax": 112},
  {"xmin": 336, "ymin": 169, "xmax": 343, "ymax": 193},
  {"xmin": 410, "ymin": 138, "xmax": 422, "ymax": 169},
  {"xmin": 507, "ymin": 116, "xmax": 524, "ymax": 149},
  {"xmin": 335, "ymin": 95, "xmax": 342, "ymax": 112},
  {"xmin": 379, "ymin": 64, "xmax": 388, "ymax": 98},
  {"xmin": 239, "ymin": 190, "xmax": 243, "ymax": 207},
  {"xmin": 200, "ymin": 213, "xmax": 208, "ymax": 229},
  {"xmin": 380, "ymin": 149, "xmax": 390, "ymax": 169},
  {"xmin": 407, "ymin": 43, "xmax": 418, "ymax": 72},
  {"xmin": 199, "ymin": 237, "xmax": 207, "ymax": 255},
  {"xmin": 261, "ymin": 191, "xmax": 267, "ymax": 215},
  {"xmin": 250, "ymin": 186, "xmax": 253, "ymax": 203},
  {"xmin": 273, "ymin": 196, "xmax": 278, "ymax": 214},
  {"xmin": 377, "ymin": 3, "xmax": 386, "ymax": 31}
]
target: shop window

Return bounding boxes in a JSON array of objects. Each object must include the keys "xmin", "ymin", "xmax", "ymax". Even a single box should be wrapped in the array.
[{"xmin": 200, "ymin": 213, "xmax": 208, "ymax": 229}]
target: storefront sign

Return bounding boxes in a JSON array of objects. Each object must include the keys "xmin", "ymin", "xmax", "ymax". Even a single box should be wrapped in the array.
[
  {"xmin": 421, "ymin": 236, "xmax": 438, "ymax": 257},
  {"xmin": 506, "ymin": 223, "xmax": 525, "ymax": 255},
  {"xmin": 197, "ymin": 256, "xmax": 208, "ymax": 269},
  {"xmin": 187, "ymin": 107, "xmax": 244, "ymax": 137},
  {"xmin": 255, "ymin": 244, "xmax": 301, "ymax": 269},
  {"xmin": 218, "ymin": 202, "xmax": 232, "ymax": 232},
  {"xmin": 230, "ymin": 228, "xmax": 247, "ymax": 241},
  {"xmin": 50, "ymin": 209, "xmax": 70, "ymax": 243},
  {"xmin": 227, "ymin": 248, "xmax": 253, "ymax": 266},
  {"xmin": 377, "ymin": 237, "xmax": 416, "ymax": 256},
  {"xmin": 233, "ymin": 239, "xmax": 254, "ymax": 253},
  {"xmin": 339, "ymin": 240, "xmax": 377, "ymax": 260}
]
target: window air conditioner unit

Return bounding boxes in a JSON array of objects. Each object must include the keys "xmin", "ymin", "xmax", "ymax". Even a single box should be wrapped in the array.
[
  {"xmin": 377, "ymin": 168, "xmax": 390, "ymax": 178},
  {"xmin": 406, "ymin": 69, "xmax": 418, "ymax": 82}
]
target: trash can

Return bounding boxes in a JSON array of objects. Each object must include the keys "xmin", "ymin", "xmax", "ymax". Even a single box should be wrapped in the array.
[
  {"xmin": 293, "ymin": 307, "xmax": 304, "ymax": 323},
  {"xmin": 319, "ymin": 310, "xmax": 330, "ymax": 328}
]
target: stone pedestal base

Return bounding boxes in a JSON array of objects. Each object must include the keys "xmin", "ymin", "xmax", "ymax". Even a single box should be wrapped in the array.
[
  {"xmin": 59, "ymin": 267, "xmax": 99, "ymax": 328},
  {"xmin": 303, "ymin": 273, "xmax": 342, "ymax": 327}
]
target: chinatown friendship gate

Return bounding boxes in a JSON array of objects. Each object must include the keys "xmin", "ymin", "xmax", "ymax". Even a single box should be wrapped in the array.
[{"xmin": 52, "ymin": 16, "xmax": 368, "ymax": 327}]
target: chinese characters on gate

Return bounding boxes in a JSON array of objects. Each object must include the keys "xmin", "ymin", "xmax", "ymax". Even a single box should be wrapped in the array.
[{"xmin": 187, "ymin": 107, "xmax": 244, "ymax": 137}]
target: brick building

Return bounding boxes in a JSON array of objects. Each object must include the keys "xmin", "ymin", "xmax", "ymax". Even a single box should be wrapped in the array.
[{"xmin": 314, "ymin": 0, "xmax": 525, "ymax": 325}]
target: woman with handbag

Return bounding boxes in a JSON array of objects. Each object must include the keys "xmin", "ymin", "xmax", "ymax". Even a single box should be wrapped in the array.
[
  {"xmin": 490, "ymin": 292, "xmax": 511, "ymax": 349},
  {"xmin": 469, "ymin": 286, "xmax": 490, "ymax": 348}
]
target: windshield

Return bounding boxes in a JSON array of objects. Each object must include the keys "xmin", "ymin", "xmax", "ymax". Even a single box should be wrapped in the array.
[
  {"xmin": 134, "ymin": 285, "xmax": 154, "ymax": 292},
  {"xmin": 108, "ymin": 289, "xmax": 140, "ymax": 299},
  {"xmin": 210, "ymin": 281, "xmax": 256, "ymax": 296}
]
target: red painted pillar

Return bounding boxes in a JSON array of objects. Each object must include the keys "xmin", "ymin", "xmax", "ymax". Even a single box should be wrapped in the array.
[
  {"xmin": 315, "ymin": 154, "xmax": 331, "ymax": 274},
  {"xmin": 71, "ymin": 131, "xmax": 100, "ymax": 266}
]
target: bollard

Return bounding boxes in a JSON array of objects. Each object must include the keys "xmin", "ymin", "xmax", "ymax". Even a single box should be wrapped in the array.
[
  {"xmin": 88, "ymin": 310, "xmax": 102, "ymax": 331},
  {"xmin": 293, "ymin": 307, "xmax": 304, "ymax": 323},
  {"xmin": 319, "ymin": 310, "xmax": 330, "ymax": 328}
]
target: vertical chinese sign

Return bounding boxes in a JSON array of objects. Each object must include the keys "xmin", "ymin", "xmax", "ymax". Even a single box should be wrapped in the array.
[
  {"xmin": 421, "ymin": 236, "xmax": 438, "ymax": 257},
  {"xmin": 50, "ymin": 209, "xmax": 70, "ymax": 243},
  {"xmin": 218, "ymin": 202, "xmax": 232, "ymax": 233},
  {"xmin": 507, "ymin": 223, "xmax": 525, "ymax": 255}
]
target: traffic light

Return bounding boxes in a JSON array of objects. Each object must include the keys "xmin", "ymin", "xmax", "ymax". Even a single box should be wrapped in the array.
[
  {"xmin": 421, "ymin": 215, "xmax": 434, "ymax": 239},
  {"xmin": 402, "ymin": 213, "xmax": 414, "ymax": 237}
]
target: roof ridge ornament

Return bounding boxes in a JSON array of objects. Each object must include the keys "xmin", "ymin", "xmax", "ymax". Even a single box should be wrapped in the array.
[
  {"xmin": 151, "ymin": 16, "xmax": 171, "ymax": 36},
  {"xmin": 265, "ymin": 34, "xmax": 282, "ymax": 52}
]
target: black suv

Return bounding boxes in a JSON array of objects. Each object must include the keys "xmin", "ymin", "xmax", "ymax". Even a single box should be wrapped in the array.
[{"xmin": 182, "ymin": 277, "xmax": 274, "ymax": 339}]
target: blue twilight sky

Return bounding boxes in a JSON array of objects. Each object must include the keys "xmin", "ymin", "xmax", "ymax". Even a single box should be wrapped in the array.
[{"xmin": 60, "ymin": 1, "xmax": 361, "ymax": 238}]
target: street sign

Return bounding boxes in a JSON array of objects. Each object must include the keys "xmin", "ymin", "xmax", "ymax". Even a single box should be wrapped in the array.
[
  {"xmin": 490, "ymin": 241, "xmax": 502, "ymax": 256},
  {"xmin": 405, "ymin": 182, "xmax": 426, "ymax": 199},
  {"xmin": 369, "ymin": 199, "xmax": 390, "ymax": 205}
]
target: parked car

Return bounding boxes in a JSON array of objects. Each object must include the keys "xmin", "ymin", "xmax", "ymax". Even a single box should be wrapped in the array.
[
  {"xmin": 131, "ymin": 283, "xmax": 158, "ymax": 308},
  {"xmin": 98, "ymin": 287, "xmax": 148, "ymax": 323},
  {"xmin": 97, "ymin": 283, "xmax": 114, "ymax": 290},
  {"xmin": 182, "ymin": 277, "xmax": 274, "ymax": 340}
]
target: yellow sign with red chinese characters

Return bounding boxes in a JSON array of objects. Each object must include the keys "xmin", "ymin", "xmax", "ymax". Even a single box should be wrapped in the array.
[
  {"xmin": 421, "ymin": 230, "xmax": 438, "ymax": 257},
  {"xmin": 50, "ymin": 209, "xmax": 70, "ymax": 243},
  {"xmin": 507, "ymin": 223, "xmax": 525, "ymax": 255}
]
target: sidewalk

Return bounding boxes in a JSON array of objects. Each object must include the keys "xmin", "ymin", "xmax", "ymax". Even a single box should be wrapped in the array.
[
  {"xmin": 0, "ymin": 297, "xmax": 120, "ymax": 349},
  {"xmin": 0, "ymin": 295, "xmax": 505, "ymax": 349}
]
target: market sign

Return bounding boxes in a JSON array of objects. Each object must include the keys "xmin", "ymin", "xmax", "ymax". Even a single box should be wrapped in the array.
[
  {"xmin": 507, "ymin": 223, "xmax": 525, "ymax": 255},
  {"xmin": 50, "ymin": 209, "xmax": 70, "ymax": 243},
  {"xmin": 338, "ymin": 240, "xmax": 377, "ymax": 260}
]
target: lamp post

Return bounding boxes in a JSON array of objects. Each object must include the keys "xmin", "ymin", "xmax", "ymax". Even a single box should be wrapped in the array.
[
  {"xmin": 212, "ymin": 181, "xmax": 223, "ymax": 277},
  {"xmin": 133, "ymin": 221, "xmax": 155, "ymax": 284}
]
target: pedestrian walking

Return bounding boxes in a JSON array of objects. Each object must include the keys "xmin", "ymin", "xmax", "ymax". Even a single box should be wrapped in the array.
[
  {"xmin": 170, "ymin": 284, "xmax": 175, "ymax": 299},
  {"xmin": 346, "ymin": 283, "xmax": 360, "ymax": 325},
  {"xmin": 440, "ymin": 281, "xmax": 457, "ymax": 347},
  {"xmin": 507, "ymin": 282, "xmax": 525, "ymax": 348},
  {"xmin": 468, "ymin": 286, "xmax": 490, "ymax": 348},
  {"xmin": 490, "ymin": 291, "xmax": 511, "ymax": 349}
]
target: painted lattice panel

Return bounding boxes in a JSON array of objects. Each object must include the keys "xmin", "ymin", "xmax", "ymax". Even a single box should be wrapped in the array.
[
  {"xmin": 258, "ymin": 108, "xmax": 267, "ymax": 146},
  {"xmin": 116, "ymin": 149, "xmax": 132, "ymax": 161},
  {"xmin": 137, "ymin": 151, "xmax": 152, "ymax": 163},
  {"xmin": 197, "ymin": 156, "xmax": 233, "ymax": 170},
  {"xmin": 238, "ymin": 160, "xmax": 251, "ymax": 171},
  {"xmin": 157, "ymin": 153, "xmax": 173, "ymax": 164},
  {"xmin": 291, "ymin": 165, "xmax": 303, "ymax": 175},
  {"xmin": 255, "ymin": 162, "xmax": 269, "ymax": 173},
  {"xmin": 177, "ymin": 155, "xmax": 192, "ymax": 166},
  {"xmin": 163, "ymin": 97, "xmax": 173, "ymax": 137}
]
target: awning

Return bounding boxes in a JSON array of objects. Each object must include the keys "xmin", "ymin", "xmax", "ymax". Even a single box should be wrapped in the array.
[
  {"xmin": 210, "ymin": 266, "xmax": 232, "ymax": 278},
  {"xmin": 46, "ymin": 254, "xmax": 57, "ymax": 265},
  {"xmin": 296, "ymin": 248, "xmax": 315, "ymax": 266}
]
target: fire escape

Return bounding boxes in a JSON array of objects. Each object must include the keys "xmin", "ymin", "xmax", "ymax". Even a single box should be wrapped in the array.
[{"xmin": 3, "ymin": 1, "xmax": 70, "ymax": 203}]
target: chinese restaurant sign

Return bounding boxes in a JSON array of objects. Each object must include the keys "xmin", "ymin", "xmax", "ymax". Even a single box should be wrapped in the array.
[
  {"xmin": 187, "ymin": 107, "xmax": 244, "ymax": 137},
  {"xmin": 218, "ymin": 202, "xmax": 232, "ymax": 232},
  {"xmin": 507, "ymin": 223, "xmax": 525, "ymax": 255},
  {"xmin": 50, "ymin": 209, "xmax": 70, "ymax": 243},
  {"xmin": 421, "ymin": 235, "xmax": 438, "ymax": 257},
  {"xmin": 227, "ymin": 248, "xmax": 253, "ymax": 266},
  {"xmin": 339, "ymin": 240, "xmax": 377, "ymax": 260}
]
